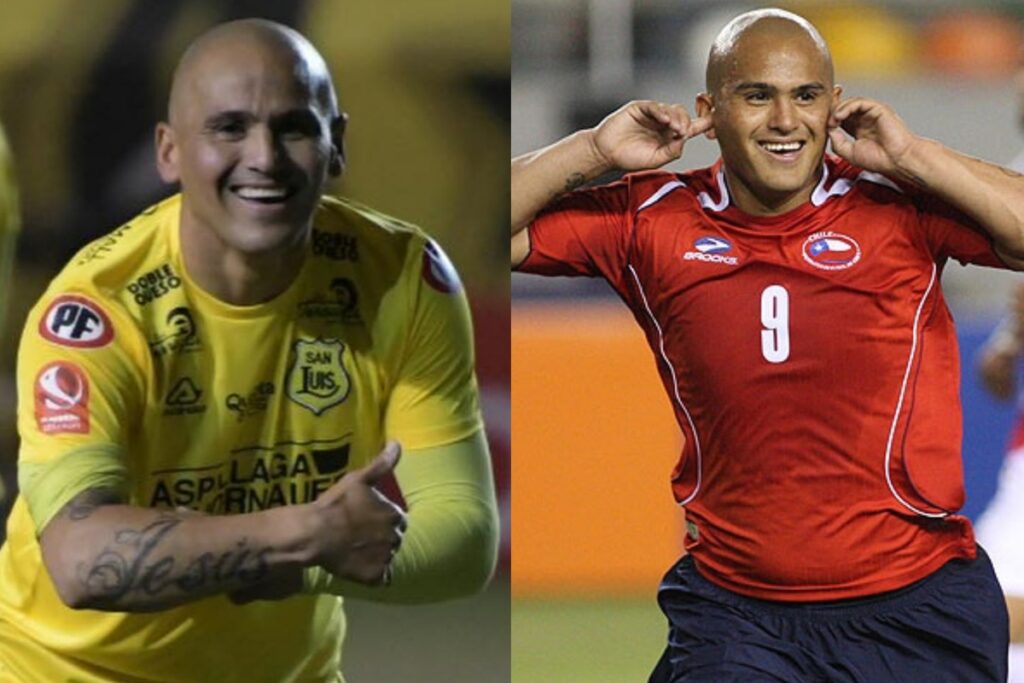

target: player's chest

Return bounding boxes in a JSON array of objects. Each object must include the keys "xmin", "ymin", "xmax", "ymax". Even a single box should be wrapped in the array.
[
  {"xmin": 630, "ymin": 208, "xmax": 934, "ymax": 316},
  {"xmin": 133, "ymin": 304, "xmax": 384, "ymax": 511}
]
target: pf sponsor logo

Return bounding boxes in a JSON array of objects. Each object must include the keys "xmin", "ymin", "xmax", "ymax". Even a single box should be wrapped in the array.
[
  {"xmin": 39, "ymin": 295, "xmax": 114, "ymax": 348},
  {"xmin": 422, "ymin": 240, "xmax": 462, "ymax": 294},
  {"xmin": 286, "ymin": 338, "xmax": 351, "ymax": 415},
  {"xmin": 683, "ymin": 235, "xmax": 738, "ymax": 265},
  {"xmin": 802, "ymin": 231, "xmax": 861, "ymax": 270},
  {"xmin": 35, "ymin": 362, "xmax": 90, "ymax": 434}
]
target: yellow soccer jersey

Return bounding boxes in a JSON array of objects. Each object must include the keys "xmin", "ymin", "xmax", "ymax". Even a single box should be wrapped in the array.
[{"xmin": 0, "ymin": 194, "xmax": 482, "ymax": 682}]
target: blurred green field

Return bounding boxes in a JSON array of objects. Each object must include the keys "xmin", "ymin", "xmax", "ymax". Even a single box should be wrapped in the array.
[
  {"xmin": 342, "ymin": 578, "xmax": 510, "ymax": 682},
  {"xmin": 512, "ymin": 596, "xmax": 666, "ymax": 683}
]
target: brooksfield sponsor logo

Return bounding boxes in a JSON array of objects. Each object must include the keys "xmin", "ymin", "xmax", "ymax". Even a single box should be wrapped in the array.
[{"xmin": 683, "ymin": 236, "xmax": 739, "ymax": 265}]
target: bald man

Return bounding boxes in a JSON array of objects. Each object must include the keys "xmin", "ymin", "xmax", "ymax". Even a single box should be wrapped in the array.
[
  {"xmin": 0, "ymin": 19, "xmax": 498, "ymax": 682},
  {"xmin": 513, "ymin": 8, "xmax": 1022, "ymax": 682}
]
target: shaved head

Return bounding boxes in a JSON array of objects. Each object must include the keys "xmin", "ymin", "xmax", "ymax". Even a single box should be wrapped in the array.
[
  {"xmin": 706, "ymin": 9, "xmax": 832, "ymax": 96},
  {"xmin": 167, "ymin": 18, "xmax": 338, "ymax": 125},
  {"xmin": 155, "ymin": 18, "xmax": 346, "ymax": 280}
]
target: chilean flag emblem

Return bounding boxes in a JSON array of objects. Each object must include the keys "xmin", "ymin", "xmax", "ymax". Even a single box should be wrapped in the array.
[{"xmin": 802, "ymin": 231, "xmax": 861, "ymax": 271}]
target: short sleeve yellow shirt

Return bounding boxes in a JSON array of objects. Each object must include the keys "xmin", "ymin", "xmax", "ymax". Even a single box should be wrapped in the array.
[{"xmin": 0, "ymin": 194, "xmax": 482, "ymax": 682}]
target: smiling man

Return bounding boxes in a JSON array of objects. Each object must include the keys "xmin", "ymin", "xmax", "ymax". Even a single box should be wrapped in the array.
[
  {"xmin": 513, "ymin": 8, "xmax": 1024, "ymax": 682},
  {"xmin": 0, "ymin": 19, "xmax": 498, "ymax": 682}
]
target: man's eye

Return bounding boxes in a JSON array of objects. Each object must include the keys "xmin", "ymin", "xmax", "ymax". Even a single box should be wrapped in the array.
[
  {"xmin": 796, "ymin": 92, "xmax": 818, "ymax": 103},
  {"xmin": 746, "ymin": 92, "xmax": 769, "ymax": 102},
  {"xmin": 212, "ymin": 122, "xmax": 246, "ymax": 138}
]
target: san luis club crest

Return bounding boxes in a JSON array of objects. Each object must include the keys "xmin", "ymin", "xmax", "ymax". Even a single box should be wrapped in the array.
[{"xmin": 286, "ymin": 338, "xmax": 351, "ymax": 415}]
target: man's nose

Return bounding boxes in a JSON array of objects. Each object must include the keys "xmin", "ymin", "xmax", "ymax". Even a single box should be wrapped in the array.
[
  {"xmin": 244, "ymin": 126, "xmax": 282, "ymax": 173},
  {"xmin": 768, "ymin": 98, "xmax": 798, "ymax": 133}
]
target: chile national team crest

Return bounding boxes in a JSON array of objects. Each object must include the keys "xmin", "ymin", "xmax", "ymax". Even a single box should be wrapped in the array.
[
  {"xmin": 801, "ymin": 231, "xmax": 862, "ymax": 270},
  {"xmin": 286, "ymin": 338, "xmax": 352, "ymax": 415}
]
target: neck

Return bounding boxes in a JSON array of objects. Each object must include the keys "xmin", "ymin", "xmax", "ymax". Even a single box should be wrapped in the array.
[
  {"xmin": 722, "ymin": 164, "xmax": 822, "ymax": 217},
  {"xmin": 179, "ymin": 214, "xmax": 308, "ymax": 306}
]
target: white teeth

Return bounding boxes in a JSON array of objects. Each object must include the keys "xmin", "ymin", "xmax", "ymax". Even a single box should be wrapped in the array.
[
  {"xmin": 235, "ymin": 187, "xmax": 288, "ymax": 200},
  {"xmin": 762, "ymin": 142, "xmax": 802, "ymax": 153}
]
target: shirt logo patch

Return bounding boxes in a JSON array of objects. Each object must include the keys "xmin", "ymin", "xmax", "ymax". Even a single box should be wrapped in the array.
[
  {"xmin": 802, "ymin": 231, "xmax": 862, "ymax": 271},
  {"xmin": 148, "ymin": 307, "xmax": 202, "ymax": 357},
  {"xmin": 39, "ymin": 295, "xmax": 114, "ymax": 348},
  {"xmin": 164, "ymin": 377, "xmax": 207, "ymax": 416},
  {"xmin": 35, "ymin": 362, "xmax": 90, "ymax": 434},
  {"xmin": 684, "ymin": 235, "xmax": 739, "ymax": 265},
  {"xmin": 226, "ymin": 382, "xmax": 275, "ymax": 422},
  {"xmin": 286, "ymin": 339, "xmax": 352, "ymax": 415},
  {"xmin": 694, "ymin": 236, "xmax": 733, "ymax": 254},
  {"xmin": 422, "ymin": 240, "xmax": 462, "ymax": 294}
]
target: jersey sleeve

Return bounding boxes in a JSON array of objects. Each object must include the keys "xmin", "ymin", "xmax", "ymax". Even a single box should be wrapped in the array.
[
  {"xmin": 15, "ymin": 292, "xmax": 146, "ymax": 534},
  {"xmin": 383, "ymin": 239, "xmax": 484, "ymax": 450},
  {"xmin": 914, "ymin": 192, "xmax": 1008, "ymax": 268},
  {"xmin": 517, "ymin": 177, "xmax": 632, "ymax": 281}
]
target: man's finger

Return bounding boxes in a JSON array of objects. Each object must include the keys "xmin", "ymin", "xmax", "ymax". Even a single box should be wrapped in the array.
[
  {"xmin": 687, "ymin": 115, "xmax": 714, "ymax": 139},
  {"xmin": 829, "ymin": 128, "xmax": 853, "ymax": 159},
  {"xmin": 357, "ymin": 441, "xmax": 402, "ymax": 484}
]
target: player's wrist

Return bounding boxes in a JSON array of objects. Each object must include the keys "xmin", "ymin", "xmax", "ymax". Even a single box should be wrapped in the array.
[
  {"xmin": 892, "ymin": 136, "xmax": 940, "ymax": 186},
  {"xmin": 277, "ymin": 503, "xmax": 325, "ymax": 567},
  {"xmin": 576, "ymin": 129, "xmax": 616, "ymax": 177}
]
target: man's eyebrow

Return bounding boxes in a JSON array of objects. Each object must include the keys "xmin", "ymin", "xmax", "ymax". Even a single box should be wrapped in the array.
[
  {"xmin": 733, "ymin": 82, "xmax": 774, "ymax": 93},
  {"xmin": 203, "ymin": 110, "xmax": 255, "ymax": 127},
  {"xmin": 732, "ymin": 82, "xmax": 828, "ymax": 93}
]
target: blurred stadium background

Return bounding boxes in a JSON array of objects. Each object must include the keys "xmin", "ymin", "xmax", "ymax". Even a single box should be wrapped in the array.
[
  {"xmin": 513, "ymin": 0, "xmax": 1024, "ymax": 680},
  {"xmin": 0, "ymin": 1, "xmax": 508, "ymax": 681}
]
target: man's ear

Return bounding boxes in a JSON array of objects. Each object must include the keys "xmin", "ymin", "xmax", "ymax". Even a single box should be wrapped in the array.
[
  {"xmin": 329, "ymin": 113, "xmax": 348, "ymax": 177},
  {"xmin": 695, "ymin": 94, "xmax": 716, "ymax": 140},
  {"xmin": 155, "ymin": 122, "xmax": 180, "ymax": 183}
]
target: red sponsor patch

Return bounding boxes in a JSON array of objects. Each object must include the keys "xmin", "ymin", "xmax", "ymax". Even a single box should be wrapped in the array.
[
  {"xmin": 38, "ymin": 295, "xmax": 114, "ymax": 348},
  {"xmin": 34, "ymin": 362, "xmax": 90, "ymax": 434},
  {"xmin": 421, "ymin": 241, "xmax": 462, "ymax": 294}
]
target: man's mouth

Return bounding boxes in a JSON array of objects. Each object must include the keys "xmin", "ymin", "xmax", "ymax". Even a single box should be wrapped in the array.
[
  {"xmin": 758, "ymin": 141, "xmax": 805, "ymax": 159},
  {"xmin": 230, "ymin": 185, "xmax": 297, "ymax": 204}
]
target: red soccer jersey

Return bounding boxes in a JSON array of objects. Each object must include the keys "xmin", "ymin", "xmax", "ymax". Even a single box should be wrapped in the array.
[{"xmin": 518, "ymin": 156, "xmax": 1008, "ymax": 601}]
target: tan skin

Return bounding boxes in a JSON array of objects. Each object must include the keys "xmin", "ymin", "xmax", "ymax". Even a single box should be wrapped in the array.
[
  {"xmin": 155, "ymin": 25, "xmax": 345, "ymax": 305},
  {"xmin": 512, "ymin": 14, "xmax": 1024, "ymax": 269},
  {"xmin": 40, "ymin": 22, "xmax": 406, "ymax": 612},
  {"xmin": 696, "ymin": 22, "xmax": 841, "ymax": 216},
  {"xmin": 512, "ymin": 12, "xmax": 1024, "ymax": 628}
]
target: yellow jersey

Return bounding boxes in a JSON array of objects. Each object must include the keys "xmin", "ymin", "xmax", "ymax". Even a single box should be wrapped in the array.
[{"xmin": 0, "ymin": 194, "xmax": 482, "ymax": 682}]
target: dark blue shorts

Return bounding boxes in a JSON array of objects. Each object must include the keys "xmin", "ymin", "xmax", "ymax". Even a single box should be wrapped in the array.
[{"xmin": 649, "ymin": 549, "xmax": 1008, "ymax": 683}]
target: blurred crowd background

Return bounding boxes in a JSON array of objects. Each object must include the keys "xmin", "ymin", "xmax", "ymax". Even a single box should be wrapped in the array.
[
  {"xmin": 512, "ymin": 1, "xmax": 1024, "ymax": 680},
  {"xmin": 0, "ymin": 1, "xmax": 509, "ymax": 681}
]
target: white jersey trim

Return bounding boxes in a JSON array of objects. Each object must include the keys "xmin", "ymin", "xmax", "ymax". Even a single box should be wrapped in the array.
[
  {"xmin": 810, "ymin": 163, "xmax": 854, "ymax": 206},
  {"xmin": 857, "ymin": 170, "xmax": 902, "ymax": 193},
  {"xmin": 883, "ymin": 262, "xmax": 948, "ymax": 518},
  {"xmin": 697, "ymin": 169, "xmax": 730, "ymax": 212},
  {"xmin": 637, "ymin": 180, "xmax": 686, "ymax": 213},
  {"xmin": 696, "ymin": 163, "xmax": 902, "ymax": 215},
  {"xmin": 627, "ymin": 264, "xmax": 702, "ymax": 505}
]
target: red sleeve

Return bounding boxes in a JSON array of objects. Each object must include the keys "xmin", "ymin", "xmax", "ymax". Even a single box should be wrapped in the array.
[
  {"xmin": 914, "ymin": 192, "xmax": 1008, "ymax": 268},
  {"xmin": 517, "ymin": 178, "xmax": 631, "ymax": 282}
]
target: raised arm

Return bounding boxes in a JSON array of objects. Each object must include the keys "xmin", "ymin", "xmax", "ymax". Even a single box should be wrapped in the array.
[
  {"xmin": 511, "ymin": 100, "xmax": 712, "ymax": 267},
  {"xmin": 39, "ymin": 442, "xmax": 406, "ymax": 612},
  {"xmin": 829, "ymin": 98, "xmax": 1024, "ymax": 267}
]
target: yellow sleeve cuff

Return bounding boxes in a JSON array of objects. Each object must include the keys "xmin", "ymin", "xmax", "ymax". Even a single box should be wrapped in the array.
[{"xmin": 19, "ymin": 444, "xmax": 127, "ymax": 535}]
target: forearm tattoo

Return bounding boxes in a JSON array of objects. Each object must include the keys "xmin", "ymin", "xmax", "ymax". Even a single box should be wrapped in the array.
[
  {"xmin": 77, "ymin": 516, "xmax": 271, "ymax": 606},
  {"xmin": 563, "ymin": 172, "xmax": 586, "ymax": 193},
  {"xmin": 63, "ymin": 488, "xmax": 121, "ymax": 521},
  {"xmin": 62, "ymin": 491, "xmax": 272, "ymax": 606}
]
